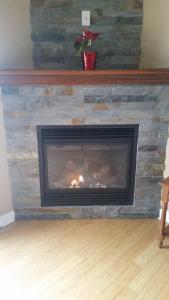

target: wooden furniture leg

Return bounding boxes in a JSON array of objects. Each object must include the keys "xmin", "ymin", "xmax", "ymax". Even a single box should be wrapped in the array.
[{"xmin": 159, "ymin": 178, "xmax": 169, "ymax": 248}]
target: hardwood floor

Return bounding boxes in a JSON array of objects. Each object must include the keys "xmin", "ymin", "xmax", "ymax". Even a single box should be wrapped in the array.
[{"xmin": 0, "ymin": 219, "xmax": 169, "ymax": 300}]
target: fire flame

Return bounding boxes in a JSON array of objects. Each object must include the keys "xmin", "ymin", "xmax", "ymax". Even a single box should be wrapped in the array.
[
  {"xmin": 70, "ymin": 174, "xmax": 84, "ymax": 187},
  {"xmin": 79, "ymin": 175, "xmax": 84, "ymax": 183},
  {"xmin": 71, "ymin": 179, "xmax": 78, "ymax": 186}
]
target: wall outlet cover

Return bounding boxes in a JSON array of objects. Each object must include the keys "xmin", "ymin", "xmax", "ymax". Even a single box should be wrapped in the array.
[{"xmin": 82, "ymin": 11, "xmax": 90, "ymax": 26}]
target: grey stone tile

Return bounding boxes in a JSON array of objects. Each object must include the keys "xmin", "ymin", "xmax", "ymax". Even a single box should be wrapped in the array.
[
  {"xmin": 30, "ymin": 0, "xmax": 143, "ymax": 69},
  {"xmin": 2, "ymin": 84, "xmax": 169, "ymax": 218}
]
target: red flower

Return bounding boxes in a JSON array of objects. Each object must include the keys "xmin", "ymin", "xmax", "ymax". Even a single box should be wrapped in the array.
[
  {"xmin": 83, "ymin": 30, "xmax": 100, "ymax": 41},
  {"xmin": 74, "ymin": 30, "xmax": 101, "ymax": 55},
  {"xmin": 75, "ymin": 36, "xmax": 83, "ymax": 43}
]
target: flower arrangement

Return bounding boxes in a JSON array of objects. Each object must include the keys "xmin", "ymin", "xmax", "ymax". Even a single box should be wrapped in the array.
[{"xmin": 74, "ymin": 30, "xmax": 100, "ymax": 55}]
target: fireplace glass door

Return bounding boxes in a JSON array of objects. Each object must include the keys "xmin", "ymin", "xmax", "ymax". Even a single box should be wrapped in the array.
[
  {"xmin": 38, "ymin": 125, "xmax": 138, "ymax": 206},
  {"xmin": 47, "ymin": 143, "xmax": 129, "ymax": 190}
]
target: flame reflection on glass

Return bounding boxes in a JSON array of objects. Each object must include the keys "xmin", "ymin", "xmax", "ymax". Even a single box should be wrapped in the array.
[{"xmin": 70, "ymin": 175, "xmax": 84, "ymax": 188}]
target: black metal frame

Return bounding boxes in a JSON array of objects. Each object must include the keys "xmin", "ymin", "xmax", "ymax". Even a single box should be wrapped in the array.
[{"xmin": 37, "ymin": 125, "xmax": 139, "ymax": 207}]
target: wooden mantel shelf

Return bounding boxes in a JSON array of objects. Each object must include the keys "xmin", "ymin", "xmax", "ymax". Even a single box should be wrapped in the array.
[{"xmin": 0, "ymin": 69, "xmax": 169, "ymax": 86}]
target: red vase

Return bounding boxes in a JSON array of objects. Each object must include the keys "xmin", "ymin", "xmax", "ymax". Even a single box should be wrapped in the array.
[{"xmin": 81, "ymin": 51, "xmax": 97, "ymax": 70}]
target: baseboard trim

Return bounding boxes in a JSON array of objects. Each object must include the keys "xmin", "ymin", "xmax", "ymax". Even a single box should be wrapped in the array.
[{"xmin": 0, "ymin": 211, "xmax": 15, "ymax": 227}]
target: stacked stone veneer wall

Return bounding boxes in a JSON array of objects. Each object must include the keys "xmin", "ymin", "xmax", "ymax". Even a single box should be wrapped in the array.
[
  {"xmin": 1, "ymin": 84, "xmax": 169, "ymax": 219},
  {"xmin": 31, "ymin": 0, "xmax": 143, "ymax": 69}
]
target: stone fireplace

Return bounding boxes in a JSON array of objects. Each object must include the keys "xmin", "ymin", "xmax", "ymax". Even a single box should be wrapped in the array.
[
  {"xmin": 38, "ymin": 125, "xmax": 138, "ymax": 206},
  {"xmin": 1, "ymin": 76, "xmax": 169, "ymax": 219}
]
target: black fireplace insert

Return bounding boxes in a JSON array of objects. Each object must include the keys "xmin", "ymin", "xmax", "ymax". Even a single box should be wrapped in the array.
[{"xmin": 37, "ymin": 125, "xmax": 139, "ymax": 206}]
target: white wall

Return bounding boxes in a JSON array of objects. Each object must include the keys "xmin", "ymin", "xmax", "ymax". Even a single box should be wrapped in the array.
[
  {"xmin": 0, "ymin": 0, "xmax": 32, "ymax": 219},
  {"xmin": 141, "ymin": 0, "xmax": 169, "ymax": 68},
  {"xmin": 142, "ymin": 0, "xmax": 169, "ymax": 180},
  {"xmin": 0, "ymin": 89, "xmax": 13, "ymax": 216},
  {"xmin": 141, "ymin": 0, "xmax": 169, "ymax": 177},
  {"xmin": 0, "ymin": 0, "xmax": 33, "ymax": 69}
]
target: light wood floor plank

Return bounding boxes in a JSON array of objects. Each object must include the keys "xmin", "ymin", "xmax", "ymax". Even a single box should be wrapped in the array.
[
  {"xmin": 114, "ymin": 287, "xmax": 137, "ymax": 300},
  {"xmin": 1, "ymin": 219, "xmax": 169, "ymax": 300}
]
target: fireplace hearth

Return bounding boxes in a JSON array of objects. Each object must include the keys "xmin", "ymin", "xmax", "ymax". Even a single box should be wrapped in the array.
[{"xmin": 37, "ymin": 125, "xmax": 139, "ymax": 206}]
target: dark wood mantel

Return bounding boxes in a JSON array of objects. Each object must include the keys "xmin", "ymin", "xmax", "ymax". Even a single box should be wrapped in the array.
[{"xmin": 0, "ymin": 69, "xmax": 169, "ymax": 86}]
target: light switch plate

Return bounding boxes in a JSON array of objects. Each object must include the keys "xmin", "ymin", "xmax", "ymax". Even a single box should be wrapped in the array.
[{"xmin": 82, "ymin": 11, "xmax": 90, "ymax": 26}]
